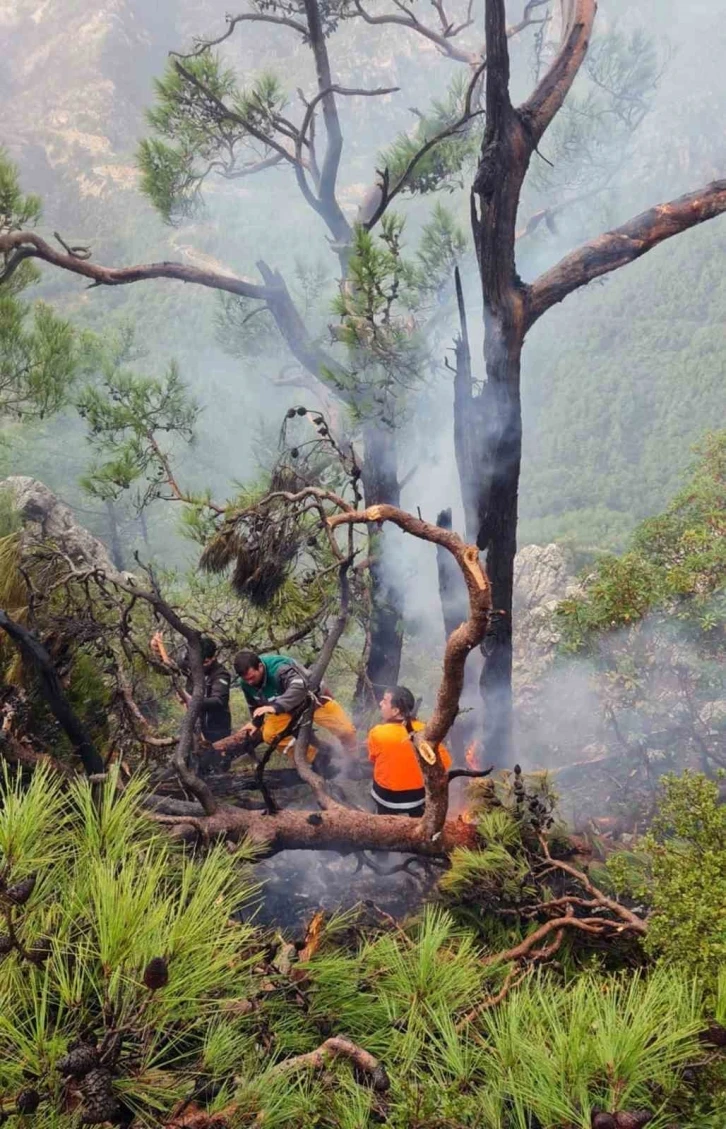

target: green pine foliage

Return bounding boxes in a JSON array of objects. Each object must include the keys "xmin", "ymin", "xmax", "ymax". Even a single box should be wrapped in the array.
[
  {"xmin": 378, "ymin": 75, "xmax": 478, "ymax": 196},
  {"xmin": 1, "ymin": 765, "xmax": 725, "ymax": 1125},
  {"xmin": 0, "ymin": 150, "xmax": 78, "ymax": 422},
  {"xmin": 608, "ymin": 771, "xmax": 726, "ymax": 979},
  {"xmin": 557, "ymin": 431, "xmax": 726, "ymax": 649}
]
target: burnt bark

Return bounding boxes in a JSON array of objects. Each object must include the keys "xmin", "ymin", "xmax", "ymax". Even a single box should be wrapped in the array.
[{"xmin": 355, "ymin": 424, "xmax": 403, "ymax": 707}]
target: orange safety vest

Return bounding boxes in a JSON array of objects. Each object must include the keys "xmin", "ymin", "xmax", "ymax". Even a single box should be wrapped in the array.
[{"xmin": 367, "ymin": 719, "xmax": 451, "ymax": 793}]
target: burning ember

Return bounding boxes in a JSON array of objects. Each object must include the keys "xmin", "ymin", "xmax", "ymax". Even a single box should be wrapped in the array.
[{"xmin": 465, "ymin": 741, "xmax": 481, "ymax": 771}]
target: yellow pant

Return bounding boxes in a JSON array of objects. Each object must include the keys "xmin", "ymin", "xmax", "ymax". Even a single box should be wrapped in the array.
[{"xmin": 261, "ymin": 699, "xmax": 357, "ymax": 762}]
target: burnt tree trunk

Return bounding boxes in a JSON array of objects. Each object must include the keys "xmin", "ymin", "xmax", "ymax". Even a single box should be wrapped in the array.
[
  {"xmin": 356, "ymin": 424, "xmax": 403, "ymax": 707},
  {"xmin": 474, "ymin": 331, "xmax": 524, "ymax": 766},
  {"xmin": 467, "ymin": 0, "xmax": 531, "ymax": 765}
]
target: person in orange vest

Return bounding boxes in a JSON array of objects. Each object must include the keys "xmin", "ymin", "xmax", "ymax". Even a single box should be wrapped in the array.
[{"xmin": 368, "ymin": 686, "xmax": 451, "ymax": 817}]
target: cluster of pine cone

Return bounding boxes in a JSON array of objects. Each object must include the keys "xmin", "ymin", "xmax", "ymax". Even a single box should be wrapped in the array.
[
  {"xmin": 592, "ymin": 1113, "xmax": 652, "ymax": 1128},
  {"xmin": 58, "ymin": 1038, "xmax": 121, "ymax": 1125}
]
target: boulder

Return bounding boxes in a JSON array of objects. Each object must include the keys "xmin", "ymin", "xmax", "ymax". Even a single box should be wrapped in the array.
[{"xmin": 0, "ymin": 476, "xmax": 126, "ymax": 581}]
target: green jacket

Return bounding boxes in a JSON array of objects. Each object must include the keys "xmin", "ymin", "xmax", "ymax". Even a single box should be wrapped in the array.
[{"xmin": 238, "ymin": 654, "xmax": 311, "ymax": 715}]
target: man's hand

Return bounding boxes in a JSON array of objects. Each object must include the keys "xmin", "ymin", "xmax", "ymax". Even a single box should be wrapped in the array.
[
  {"xmin": 252, "ymin": 705, "xmax": 276, "ymax": 719},
  {"xmin": 238, "ymin": 721, "xmax": 258, "ymax": 738}
]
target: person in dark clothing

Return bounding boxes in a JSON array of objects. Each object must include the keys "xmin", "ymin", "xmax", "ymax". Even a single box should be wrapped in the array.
[{"xmin": 178, "ymin": 637, "xmax": 232, "ymax": 772}]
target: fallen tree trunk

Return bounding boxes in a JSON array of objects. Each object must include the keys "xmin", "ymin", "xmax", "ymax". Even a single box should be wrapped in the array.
[{"xmin": 152, "ymin": 802, "xmax": 480, "ymax": 856}]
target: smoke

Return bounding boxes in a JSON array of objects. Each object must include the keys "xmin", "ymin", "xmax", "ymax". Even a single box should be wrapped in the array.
[{"xmin": 4, "ymin": 0, "xmax": 726, "ymax": 886}]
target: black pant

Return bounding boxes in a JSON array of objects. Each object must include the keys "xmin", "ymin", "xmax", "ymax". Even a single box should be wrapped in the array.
[{"xmin": 375, "ymin": 802, "xmax": 425, "ymax": 818}]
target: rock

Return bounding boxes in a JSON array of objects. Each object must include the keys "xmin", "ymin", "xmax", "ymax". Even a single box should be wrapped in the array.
[
  {"xmin": 0, "ymin": 477, "xmax": 129, "ymax": 582},
  {"xmin": 513, "ymin": 542, "xmax": 581, "ymax": 683}
]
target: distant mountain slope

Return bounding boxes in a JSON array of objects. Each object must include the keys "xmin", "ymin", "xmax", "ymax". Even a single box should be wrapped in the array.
[{"xmin": 520, "ymin": 218, "xmax": 726, "ymax": 549}]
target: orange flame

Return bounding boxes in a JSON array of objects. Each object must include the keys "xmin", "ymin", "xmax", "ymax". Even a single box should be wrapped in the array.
[
  {"xmin": 299, "ymin": 910, "xmax": 325, "ymax": 963},
  {"xmin": 465, "ymin": 741, "xmax": 479, "ymax": 771}
]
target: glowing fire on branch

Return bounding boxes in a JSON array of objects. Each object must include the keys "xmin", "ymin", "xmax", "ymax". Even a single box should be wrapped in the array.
[{"xmin": 465, "ymin": 741, "xmax": 480, "ymax": 771}]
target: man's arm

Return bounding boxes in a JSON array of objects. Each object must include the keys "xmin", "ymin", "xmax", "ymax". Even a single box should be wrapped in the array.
[{"xmin": 269, "ymin": 663, "xmax": 309, "ymax": 714}]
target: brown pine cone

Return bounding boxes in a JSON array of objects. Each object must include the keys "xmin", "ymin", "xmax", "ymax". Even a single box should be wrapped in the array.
[
  {"xmin": 6, "ymin": 874, "xmax": 37, "ymax": 905},
  {"xmin": 15, "ymin": 1088, "xmax": 41, "ymax": 1115},
  {"xmin": 58, "ymin": 1043, "xmax": 100, "ymax": 1078},
  {"xmin": 614, "ymin": 1114, "xmax": 653, "ymax": 1128},
  {"xmin": 592, "ymin": 1115, "xmax": 617, "ymax": 1129},
  {"xmin": 142, "ymin": 956, "xmax": 169, "ymax": 991},
  {"xmin": 700, "ymin": 1022, "xmax": 726, "ymax": 1047},
  {"xmin": 0, "ymin": 934, "xmax": 14, "ymax": 954},
  {"xmin": 79, "ymin": 1068, "xmax": 119, "ymax": 1125}
]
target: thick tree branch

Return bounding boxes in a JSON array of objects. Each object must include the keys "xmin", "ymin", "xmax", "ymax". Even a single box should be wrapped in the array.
[
  {"xmin": 526, "ymin": 179, "xmax": 726, "ymax": 326},
  {"xmin": 520, "ymin": 0, "xmax": 597, "ymax": 142},
  {"xmin": 151, "ymin": 801, "xmax": 480, "ymax": 856},
  {"xmin": 0, "ymin": 231, "xmax": 270, "ymax": 299}
]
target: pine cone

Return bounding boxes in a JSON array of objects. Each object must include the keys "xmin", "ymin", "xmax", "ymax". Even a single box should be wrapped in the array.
[
  {"xmin": 142, "ymin": 956, "xmax": 169, "ymax": 991},
  {"xmin": 27, "ymin": 938, "xmax": 52, "ymax": 964},
  {"xmin": 592, "ymin": 1115, "xmax": 617, "ymax": 1129},
  {"xmin": 0, "ymin": 934, "xmax": 14, "ymax": 954},
  {"xmin": 614, "ymin": 1114, "xmax": 653, "ymax": 1129},
  {"xmin": 700, "ymin": 1022, "xmax": 726, "ymax": 1047},
  {"xmin": 15, "ymin": 1088, "xmax": 40, "ymax": 1115},
  {"xmin": 79, "ymin": 1068, "xmax": 119, "ymax": 1125},
  {"xmin": 6, "ymin": 874, "xmax": 37, "ymax": 905},
  {"xmin": 58, "ymin": 1043, "xmax": 100, "ymax": 1078}
]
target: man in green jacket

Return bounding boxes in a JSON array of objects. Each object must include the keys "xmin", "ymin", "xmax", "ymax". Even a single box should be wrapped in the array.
[{"xmin": 231, "ymin": 650, "xmax": 357, "ymax": 762}]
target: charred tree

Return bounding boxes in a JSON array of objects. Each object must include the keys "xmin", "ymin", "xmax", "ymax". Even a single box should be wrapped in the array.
[
  {"xmin": 356, "ymin": 424, "xmax": 404, "ymax": 705},
  {"xmin": 459, "ymin": 0, "xmax": 726, "ymax": 763}
]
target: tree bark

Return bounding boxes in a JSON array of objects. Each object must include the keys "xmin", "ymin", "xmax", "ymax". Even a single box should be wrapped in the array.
[
  {"xmin": 461, "ymin": 0, "xmax": 597, "ymax": 764},
  {"xmin": 105, "ymin": 500, "xmax": 125, "ymax": 572},
  {"xmin": 355, "ymin": 424, "xmax": 403, "ymax": 707}
]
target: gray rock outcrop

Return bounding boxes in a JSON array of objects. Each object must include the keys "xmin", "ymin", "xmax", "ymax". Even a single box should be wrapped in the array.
[{"xmin": 0, "ymin": 476, "xmax": 125, "ymax": 580}]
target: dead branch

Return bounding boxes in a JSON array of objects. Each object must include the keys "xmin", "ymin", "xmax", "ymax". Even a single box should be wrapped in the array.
[
  {"xmin": 0, "ymin": 230, "xmax": 269, "ymax": 298},
  {"xmin": 175, "ymin": 12, "xmax": 307, "ymax": 60},
  {"xmin": 526, "ymin": 179, "xmax": 726, "ymax": 326},
  {"xmin": 536, "ymin": 834, "xmax": 648, "ymax": 934},
  {"xmin": 266, "ymin": 1035, "xmax": 390, "ymax": 1090},
  {"xmin": 457, "ymin": 965, "xmax": 531, "ymax": 1029},
  {"xmin": 149, "ymin": 801, "xmax": 481, "ymax": 856}
]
